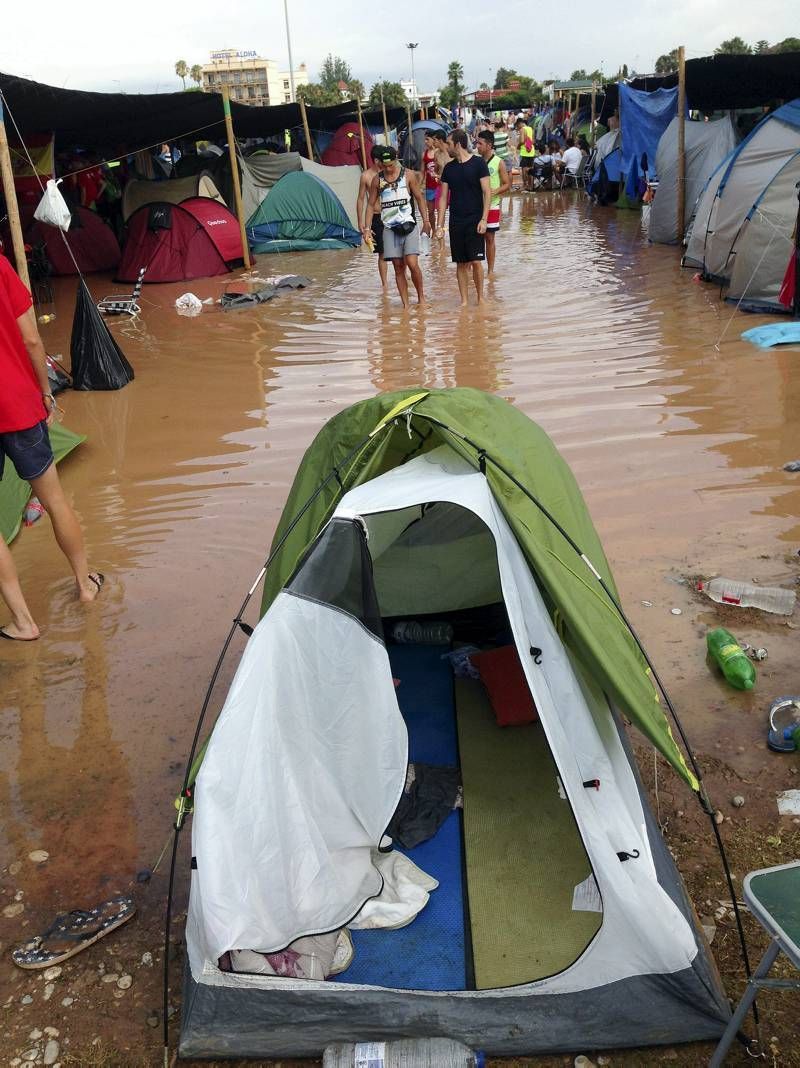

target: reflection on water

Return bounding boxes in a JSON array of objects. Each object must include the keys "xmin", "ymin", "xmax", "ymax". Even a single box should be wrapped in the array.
[{"xmin": 1, "ymin": 191, "xmax": 799, "ymax": 890}]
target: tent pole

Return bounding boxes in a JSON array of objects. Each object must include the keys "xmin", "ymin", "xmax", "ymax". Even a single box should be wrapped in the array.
[
  {"xmin": 221, "ymin": 87, "xmax": 251, "ymax": 270},
  {"xmin": 298, "ymin": 97, "xmax": 315, "ymax": 161},
  {"xmin": 381, "ymin": 101, "xmax": 390, "ymax": 145},
  {"xmin": 677, "ymin": 45, "xmax": 687, "ymax": 241},
  {"xmin": 590, "ymin": 82, "xmax": 597, "ymax": 147},
  {"xmin": 356, "ymin": 99, "xmax": 368, "ymax": 170},
  {"xmin": 0, "ymin": 99, "xmax": 31, "ymax": 290}
]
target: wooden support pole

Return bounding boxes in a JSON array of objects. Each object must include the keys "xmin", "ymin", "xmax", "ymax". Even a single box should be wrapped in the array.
[
  {"xmin": 355, "ymin": 99, "xmax": 368, "ymax": 170},
  {"xmin": 677, "ymin": 45, "xmax": 687, "ymax": 240},
  {"xmin": 590, "ymin": 82, "xmax": 597, "ymax": 147},
  {"xmin": 0, "ymin": 101, "xmax": 31, "ymax": 290},
  {"xmin": 382, "ymin": 101, "xmax": 390, "ymax": 145},
  {"xmin": 298, "ymin": 97, "xmax": 315, "ymax": 162},
  {"xmin": 221, "ymin": 86, "xmax": 251, "ymax": 270}
]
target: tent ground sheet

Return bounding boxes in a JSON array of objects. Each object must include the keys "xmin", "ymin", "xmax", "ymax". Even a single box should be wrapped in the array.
[
  {"xmin": 455, "ymin": 677, "xmax": 602, "ymax": 989},
  {"xmin": 333, "ymin": 643, "xmax": 467, "ymax": 991}
]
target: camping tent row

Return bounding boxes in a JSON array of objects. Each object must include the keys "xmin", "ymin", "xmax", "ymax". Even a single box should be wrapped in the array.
[
  {"xmin": 179, "ymin": 389, "xmax": 730, "ymax": 1060},
  {"xmin": 683, "ymin": 98, "xmax": 800, "ymax": 313}
]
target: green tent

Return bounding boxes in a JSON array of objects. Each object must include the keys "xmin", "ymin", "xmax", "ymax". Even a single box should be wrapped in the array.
[
  {"xmin": 245, "ymin": 171, "xmax": 361, "ymax": 253},
  {"xmin": 257, "ymin": 388, "xmax": 696, "ymax": 789},
  {"xmin": 1, "ymin": 423, "xmax": 85, "ymax": 544}
]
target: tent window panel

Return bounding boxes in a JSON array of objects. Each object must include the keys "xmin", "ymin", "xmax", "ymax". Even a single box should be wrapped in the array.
[{"xmin": 287, "ymin": 519, "xmax": 383, "ymax": 640}]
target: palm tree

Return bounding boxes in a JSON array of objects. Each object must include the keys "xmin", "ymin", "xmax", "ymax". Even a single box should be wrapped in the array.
[
  {"xmin": 175, "ymin": 60, "xmax": 188, "ymax": 90},
  {"xmin": 190, "ymin": 64, "xmax": 203, "ymax": 89}
]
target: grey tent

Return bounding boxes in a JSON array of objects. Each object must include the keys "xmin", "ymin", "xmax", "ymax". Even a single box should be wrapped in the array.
[
  {"xmin": 649, "ymin": 116, "xmax": 738, "ymax": 244},
  {"xmin": 725, "ymin": 152, "xmax": 800, "ymax": 311},
  {"xmin": 238, "ymin": 150, "xmax": 304, "ymax": 224}
]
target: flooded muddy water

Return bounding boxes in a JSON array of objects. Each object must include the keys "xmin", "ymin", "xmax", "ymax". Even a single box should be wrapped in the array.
[{"xmin": 1, "ymin": 191, "xmax": 798, "ymax": 1061}]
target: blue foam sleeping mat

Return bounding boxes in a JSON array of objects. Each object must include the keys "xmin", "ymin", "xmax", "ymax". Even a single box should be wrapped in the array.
[{"xmin": 332, "ymin": 643, "xmax": 467, "ymax": 991}]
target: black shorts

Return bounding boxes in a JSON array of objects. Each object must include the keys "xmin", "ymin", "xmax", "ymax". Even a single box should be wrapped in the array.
[
  {"xmin": 449, "ymin": 217, "xmax": 485, "ymax": 264},
  {"xmin": 520, "ymin": 156, "xmax": 536, "ymax": 169},
  {"xmin": 371, "ymin": 216, "xmax": 384, "ymax": 255},
  {"xmin": 0, "ymin": 420, "xmax": 54, "ymax": 482}
]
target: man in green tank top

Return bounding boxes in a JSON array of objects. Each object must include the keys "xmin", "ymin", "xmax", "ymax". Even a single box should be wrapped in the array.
[{"xmin": 476, "ymin": 130, "xmax": 511, "ymax": 277}]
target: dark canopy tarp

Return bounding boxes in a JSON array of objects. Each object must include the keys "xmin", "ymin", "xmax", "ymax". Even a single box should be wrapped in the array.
[{"xmin": 0, "ymin": 72, "xmax": 406, "ymax": 149}]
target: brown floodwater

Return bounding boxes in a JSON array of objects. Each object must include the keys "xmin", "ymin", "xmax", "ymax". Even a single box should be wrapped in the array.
[{"xmin": 1, "ymin": 191, "xmax": 799, "ymax": 972}]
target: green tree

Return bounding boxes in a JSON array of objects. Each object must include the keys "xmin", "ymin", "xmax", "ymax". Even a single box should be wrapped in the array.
[
  {"xmin": 654, "ymin": 49, "xmax": 679, "ymax": 74},
  {"xmin": 439, "ymin": 60, "xmax": 465, "ymax": 109},
  {"xmin": 345, "ymin": 79, "xmax": 365, "ymax": 102},
  {"xmin": 175, "ymin": 59, "xmax": 188, "ymax": 90},
  {"xmin": 319, "ymin": 54, "xmax": 352, "ymax": 92},
  {"xmin": 774, "ymin": 37, "xmax": 800, "ymax": 52},
  {"xmin": 715, "ymin": 36, "xmax": 752, "ymax": 55},
  {"xmin": 297, "ymin": 82, "xmax": 341, "ymax": 106},
  {"xmin": 588, "ymin": 69, "xmax": 604, "ymax": 82},
  {"xmin": 570, "ymin": 69, "xmax": 587, "ymax": 80},
  {"xmin": 493, "ymin": 67, "xmax": 518, "ymax": 90},
  {"xmin": 368, "ymin": 80, "xmax": 408, "ymax": 108},
  {"xmin": 755, "ymin": 39, "xmax": 770, "ymax": 54},
  {"xmin": 190, "ymin": 64, "xmax": 203, "ymax": 88}
]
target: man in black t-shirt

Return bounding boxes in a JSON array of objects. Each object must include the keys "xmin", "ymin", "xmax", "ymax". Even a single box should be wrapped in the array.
[{"xmin": 435, "ymin": 129, "xmax": 491, "ymax": 306}]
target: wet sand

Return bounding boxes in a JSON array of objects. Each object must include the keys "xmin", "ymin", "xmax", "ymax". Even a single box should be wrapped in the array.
[{"xmin": 1, "ymin": 191, "xmax": 799, "ymax": 1065}]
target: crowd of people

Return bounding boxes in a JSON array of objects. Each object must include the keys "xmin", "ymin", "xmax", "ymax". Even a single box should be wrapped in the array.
[{"xmin": 356, "ymin": 115, "xmax": 587, "ymax": 309}]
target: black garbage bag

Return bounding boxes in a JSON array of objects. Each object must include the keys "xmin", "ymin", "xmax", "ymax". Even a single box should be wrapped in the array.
[
  {"xmin": 70, "ymin": 280, "xmax": 134, "ymax": 391},
  {"xmin": 46, "ymin": 354, "xmax": 71, "ymax": 394}
]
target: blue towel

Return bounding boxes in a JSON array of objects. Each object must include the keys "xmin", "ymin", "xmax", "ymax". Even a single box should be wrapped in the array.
[{"xmin": 741, "ymin": 323, "xmax": 800, "ymax": 349}]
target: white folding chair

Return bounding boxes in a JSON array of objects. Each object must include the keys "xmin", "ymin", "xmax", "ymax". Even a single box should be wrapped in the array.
[
  {"xmin": 560, "ymin": 155, "xmax": 588, "ymax": 191},
  {"xmin": 97, "ymin": 266, "xmax": 146, "ymax": 316}
]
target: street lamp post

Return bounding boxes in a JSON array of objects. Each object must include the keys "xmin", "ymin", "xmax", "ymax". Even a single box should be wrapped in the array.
[
  {"xmin": 284, "ymin": 0, "xmax": 296, "ymax": 102},
  {"xmin": 406, "ymin": 42, "xmax": 418, "ymax": 105}
]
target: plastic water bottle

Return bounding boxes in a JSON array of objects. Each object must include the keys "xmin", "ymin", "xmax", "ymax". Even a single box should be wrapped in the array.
[
  {"xmin": 392, "ymin": 621, "xmax": 454, "ymax": 645},
  {"xmin": 323, "ymin": 1038, "xmax": 485, "ymax": 1068},
  {"xmin": 419, "ymin": 232, "xmax": 432, "ymax": 256},
  {"xmin": 699, "ymin": 577, "xmax": 796, "ymax": 616},
  {"xmin": 706, "ymin": 628, "xmax": 756, "ymax": 691}
]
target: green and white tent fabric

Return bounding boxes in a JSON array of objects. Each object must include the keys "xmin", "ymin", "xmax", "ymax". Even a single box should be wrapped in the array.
[
  {"xmin": 181, "ymin": 390, "xmax": 728, "ymax": 1060},
  {"xmin": 245, "ymin": 170, "xmax": 361, "ymax": 253},
  {"xmin": 1, "ymin": 423, "xmax": 84, "ymax": 544},
  {"xmin": 238, "ymin": 150, "xmax": 303, "ymax": 224},
  {"xmin": 300, "ymin": 158, "xmax": 363, "ymax": 231}
]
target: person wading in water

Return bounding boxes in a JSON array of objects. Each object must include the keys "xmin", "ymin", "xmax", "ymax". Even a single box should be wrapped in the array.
[
  {"xmin": 358, "ymin": 144, "xmax": 389, "ymax": 290},
  {"xmin": 365, "ymin": 147, "xmax": 430, "ymax": 309},
  {"xmin": 436, "ymin": 129, "xmax": 491, "ymax": 306},
  {"xmin": 475, "ymin": 129, "xmax": 511, "ymax": 278}
]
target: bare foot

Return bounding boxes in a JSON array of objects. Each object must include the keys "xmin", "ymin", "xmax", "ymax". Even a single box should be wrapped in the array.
[
  {"xmin": 417, "ymin": 297, "xmax": 426, "ymax": 306},
  {"xmin": 78, "ymin": 572, "xmax": 105, "ymax": 603},
  {"xmin": 0, "ymin": 621, "xmax": 40, "ymax": 641}
]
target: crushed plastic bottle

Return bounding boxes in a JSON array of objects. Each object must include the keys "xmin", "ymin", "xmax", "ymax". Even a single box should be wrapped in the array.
[
  {"xmin": 323, "ymin": 1038, "xmax": 485, "ymax": 1068},
  {"xmin": 392, "ymin": 620, "xmax": 454, "ymax": 645},
  {"xmin": 23, "ymin": 497, "xmax": 45, "ymax": 526},
  {"xmin": 706, "ymin": 627, "xmax": 756, "ymax": 691},
  {"xmin": 699, "ymin": 577, "xmax": 796, "ymax": 616}
]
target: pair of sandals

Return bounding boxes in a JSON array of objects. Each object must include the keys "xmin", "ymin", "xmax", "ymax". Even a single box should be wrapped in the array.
[
  {"xmin": 0, "ymin": 573, "xmax": 104, "ymax": 641},
  {"xmin": 11, "ymin": 895, "xmax": 135, "ymax": 969}
]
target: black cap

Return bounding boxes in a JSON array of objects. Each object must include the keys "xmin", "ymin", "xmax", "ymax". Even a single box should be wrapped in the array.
[{"xmin": 376, "ymin": 146, "xmax": 397, "ymax": 162}]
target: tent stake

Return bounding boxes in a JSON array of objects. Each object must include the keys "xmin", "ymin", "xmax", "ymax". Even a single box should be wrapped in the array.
[
  {"xmin": 221, "ymin": 87, "xmax": 251, "ymax": 270},
  {"xmin": 356, "ymin": 99, "xmax": 368, "ymax": 170},
  {"xmin": 0, "ymin": 97, "xmax": 31, "ymax": 290},
  {"xmin": 676, "ymin": 45, "xmax": 687, "ymax": 241}
]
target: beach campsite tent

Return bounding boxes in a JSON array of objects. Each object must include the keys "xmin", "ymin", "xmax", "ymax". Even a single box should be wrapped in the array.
[
  {"xmin": 117, "ymin": 199, "xmax": 241, "ymax": 283},
  {"xmin": 245, "ymin": 170, "xmax": 361, "ymax": 253},
  {"xmin": 684, "ymin": 99, "xmax": 800, "ymax": 280},
  {"xmin": 300, "ymin": 158, "xmax": 361, "ymax": 230},
  {"xmin": 179, "ymin": 389, "xmax": 729, "ymax": 1060},
  {"xmin": 28, "ymin": 206, "xmax": 121, "ymax": 275},
  {"xmin": 725, "ymin": 152, "xmax": 800, "ymax": 311},
  {"xmin": 0, "ymin": 424, "xmax": 83, "ymax": 544},
  {"xmin": 649, "ymin": 116, "xmax": 738, "ymax": 245},
  {"xmin": 238, "ymin": 151, "xmax": 304, "ymax": 222},
  {"xmin": 321, "ymin": 121, "xmax": 373, "ymax": 167},
  {"xmin": 618, "ymin": 84, "xmax": 678, "ymax": 198},
  {"xmin": 121, "ymin": 172, "xmax": 225, "ymax": 222}
]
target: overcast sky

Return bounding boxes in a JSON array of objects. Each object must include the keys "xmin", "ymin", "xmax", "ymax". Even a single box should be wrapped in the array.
[{"xmin": 1, "ymin": 1, "xmax": 796, "ymax": 96}]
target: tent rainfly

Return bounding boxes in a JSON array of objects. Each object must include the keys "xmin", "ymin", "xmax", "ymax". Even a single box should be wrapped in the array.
[
  {"xmin": 121, "ymin": 172, "xmax": 225, "ymax": 222},
  {"xmin": 179, "ymin": 389, "xmax": 729, "ymax": 1061},
  {"xmin": 245, "ymin": 170, "xmax": 361, "ymax": 253},
  {"xmin": 117, "ymin": 200, "xmax": 240, "ymax": 283}
]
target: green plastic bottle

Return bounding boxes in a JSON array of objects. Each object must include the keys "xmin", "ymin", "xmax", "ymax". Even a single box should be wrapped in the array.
[{"xmin": 707, "ymin": 628, "xmax": 756, "ymax": 691}]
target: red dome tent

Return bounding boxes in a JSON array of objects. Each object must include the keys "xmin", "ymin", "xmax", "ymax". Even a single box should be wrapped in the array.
[
  {"xmin": 29, "ymin": 207, "xmax": 121, "ymax": 275},
  {"xmin": 117, "ymin": 199, "xmax": 242, "ymax": 283},
  {"xmin": 321, "ymin": 121, "xmax": 373, "ymax": 167}
]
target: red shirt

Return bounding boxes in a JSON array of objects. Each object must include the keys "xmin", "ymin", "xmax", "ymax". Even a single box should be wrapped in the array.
[{"xmin": 0, "ymin": 254, "xmax": 45, "ymax": 433}]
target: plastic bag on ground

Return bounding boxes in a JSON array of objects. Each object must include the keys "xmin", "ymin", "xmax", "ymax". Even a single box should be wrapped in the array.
[
  {"xmin": 33, "ymin": 179, "xmax": 72, "ymax": 232},
  {"xmin": 70, "ymin": 280, "xmax": 134, "ymax": 391},
  {"xmin": 175, "ymin": 293, "xmax": 203, "ymax": 316}
]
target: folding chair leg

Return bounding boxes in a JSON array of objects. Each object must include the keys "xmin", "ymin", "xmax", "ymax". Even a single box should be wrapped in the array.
[{"xmin": 709, "ymin": 939, "xmax": 780, "ymax": 1068}]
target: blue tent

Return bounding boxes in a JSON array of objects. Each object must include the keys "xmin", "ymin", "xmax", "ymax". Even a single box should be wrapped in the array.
[{"xmin": 619, "ymin": 84, "xmax": 679, "ymax": 199}]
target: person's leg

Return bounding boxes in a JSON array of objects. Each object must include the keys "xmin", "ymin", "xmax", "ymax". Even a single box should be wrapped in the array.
[
  {"xmin": 28, "ymin": 465, "xmax": 101, "ymax": 602},
  {"xmin": 377, "ymin": 255, "xmax": 388, "ymax": 288},
  {"xmin": 372, "ymin": 219, "xmax": 388, "ymax": 288},
  {"xmin": 406, "ymin": 255, "xmax": 424, "ymax": 304},
  {"xmin": 486, "ymin": 231, "xmax": 496, "ymax": 276},
  {"xmin": 0, "ymin": 538, "xmax": 39, "ymax": 640},
  {"xmin": 456, "ymin": 263, "xmax": 470, "ymax": 306},
  {"xmin": 391, "ymin": 259, "xmax": 410, "ymax": 308},
  {"xmin": 471, "ymin": 260, "xmax": 485, "ymax": 304}
]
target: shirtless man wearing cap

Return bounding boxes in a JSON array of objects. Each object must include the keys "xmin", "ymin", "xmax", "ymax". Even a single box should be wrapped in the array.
[{"xmin": 358, "ymin": 145, "xmax": 389, "ymax": 289}]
